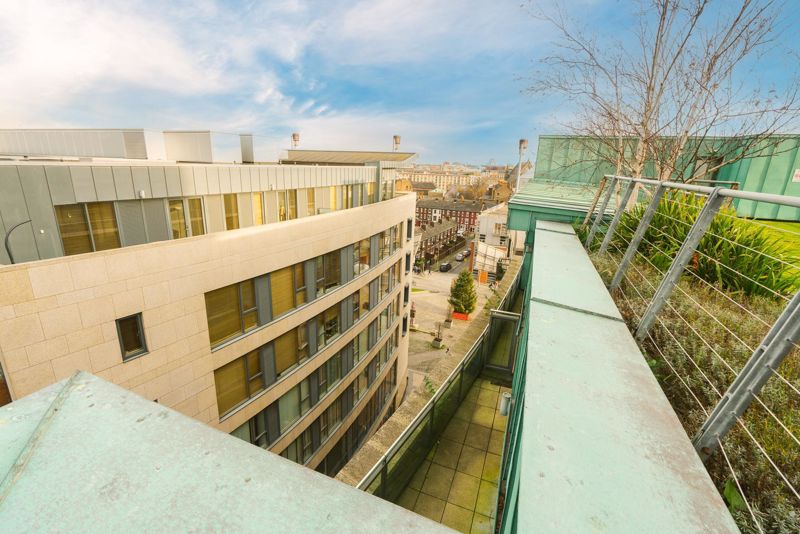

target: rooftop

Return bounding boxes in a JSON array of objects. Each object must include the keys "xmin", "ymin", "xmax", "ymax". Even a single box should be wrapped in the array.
[
  {"xmin": 0, "ymin": 372, "xmax": 450, "ymax": 533},
  {"xmin": 280, "ymin": 149, "xmax": 416, "ymax": 165},
  {"xmin": 416, "ymin": 199, "xmax": 499, "ymax": 212}
]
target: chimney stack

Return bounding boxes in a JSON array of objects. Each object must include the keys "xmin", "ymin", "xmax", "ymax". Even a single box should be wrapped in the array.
[
  {"xmin": 393, "ymin": 135, "xmax": 401, "ymax": 152},
  {"xmin": 291, "ymin": 132, "xmax": 300, "ymax": 149}
]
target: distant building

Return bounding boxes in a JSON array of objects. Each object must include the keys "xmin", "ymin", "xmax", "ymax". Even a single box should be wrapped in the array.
[
  {"xmin": 411, "ymin": 181, "xmax": 437, "ymax": 198},
  {"xmin": 415, "ymin": 198, "xmax": 498, "ymax": 233},
  {"xmin": 415, "ymin": 219, "xmax": 459, "ymax": 262},
  {"xmin": 485, "ymin": 180, "xmax": 513, "ymax": 202},
  {"xmin": 477, "ymin": 203, "xmax": 523, "ymax": 255}
]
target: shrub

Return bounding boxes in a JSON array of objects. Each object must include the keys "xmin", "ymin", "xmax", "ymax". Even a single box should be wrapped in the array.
[
  {"xmin": 449, "ymin": 271, "xmax": 478, "ymax": 314},
  {"xmin": 610, "ymin": 192, "xmax": 799, "ymax": 297}
]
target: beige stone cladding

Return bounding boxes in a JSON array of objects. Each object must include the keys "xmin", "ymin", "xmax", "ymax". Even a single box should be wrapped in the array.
[{"xmin": 0, "ymin": 194, "xmax": 415, "ymax": 435}]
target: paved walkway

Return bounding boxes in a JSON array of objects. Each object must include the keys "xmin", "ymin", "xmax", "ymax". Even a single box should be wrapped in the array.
[{"xmin": 397, "ymin": 378, "xmax": 510, "ymax": 533}]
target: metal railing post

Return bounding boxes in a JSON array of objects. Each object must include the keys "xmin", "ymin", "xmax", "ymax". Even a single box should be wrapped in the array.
[
  {"xmin": 599, "ymin": 180, "xmax": 636, "ymax": 254},
  {"xmin": 585, "ymin": 176, "xmax": 617, "ymax": 249},
  {"xmin": 610, "ymin": 183, "xmax": 666, "ymax": 290},
  {"xmin": 635, "ymin": 188, "xmax": 725, "ymax": 340},
  {"xmin": 581, "ymin": 176, "xmax": 607, "ymax": 228},
  {"xmin": 693, "ymin": 291, "xmax": 800, "ymax": 460}
]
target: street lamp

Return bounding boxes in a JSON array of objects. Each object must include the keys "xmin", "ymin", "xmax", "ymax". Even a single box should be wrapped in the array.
[{"xmin": 514, "ymin": 138, "xmax": 528, "ymax": 191}]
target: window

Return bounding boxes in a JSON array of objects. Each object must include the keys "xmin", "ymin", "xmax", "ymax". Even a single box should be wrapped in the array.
[
  {"xmin": 282, "ymin": 427, "xmax": 313, "ymax": 464},
  {"xmin": 188, "ymin": 198, "xmax": 205, "ymax": 236},
  {"xmin": 316, "ymin": 304, "xmax": 340, "ymax": 349},
  {"xmin": 354, "ymin": 329, "xmax": 368, "ymax": 362},
  {"xmin": 380, "ymin": 270, "xmax": 390, "ymax": 297},
  {"xmin": 402, "ymin": 314, "xmax": 409, "ymax": 335},
  {"xmin": 395, "ymin": 260, "xmax": 402, "ymax": 286},
  {"xmin": 404, "ymin": 284, "xmax": 410, "ymax": 305},
  {"xmin": 55, "ymin": 204, "xmax": 93, "ymax": 255},
  {"xmin": 253, "ymin": 193, "xmax": 264, "ymax": 225},
  {"xmin": 367, "ymin": 182, "xmax": 375, "ymax": 204},
  {"xmin": 320, "ymin": 397, "xmax": 342, "ymax": 440},
  {"xmin": 316, "ymin": 250, "xmax": 341, "ymax": 295},
  {"xmin": 205, "ymin": 280, "xmax": 258, "ymax": 346},
  {"xmin": 355, "ymin": 368, "xmax": 369, "ymax": 400},
  {"xmin": 353, "ymin": 285, "xmax": 369, "ymax": 322},
  {"xmin": 169, "ymin": 200, "xmax": 187, "ymax": 239},
  {"xmin": 353, "ymin": 239, "xmax": 370, "ymax": 276},
  {"xmin": 306, "ymin": 188, "xmax": 316, "ymax": 216},
  {"xmin": 55, "ymin": 202, "xmax": 122, "ymax": 256},
  {"xmin": 116, "ymin": 313, "xmax": 147, "ymax": 361},
  {"xmin": 318, "ymin": 352, "xmax": 343, "ymax": 397},
  {"xmin": 274, "ymin": 325, "xmax": 309, "ymax": 377},
  {"xmin": 287, "ymin": 190, "xmax": 297, "ymax": 220},
  {"xmin": 500, "ymin": 235, "xmax": 507, "ymax": 245},
  {"xmin": 279, "ymin": 378, "xmax": 311, "ymax": 433},
  {"xmin": 330, "ymin": 187, "xmax": 337, "ymax": 211},
  {"xmin": 224, "ymin": 194, "xmax": 239, "ymax": 230},
  {"xmin": 277, "ymin": 190, "xmax": 288, "ymax": 221},
  {"xmin": 271, "ymin": 264, "xmax": 305, "ymax": 318},
  {"xmin": 479, "ymin": 234, "xmax": 486, "ymax": 242},
  {"xmin": 405, "ymin": 253, "xmax": 411, "ymax": 274},
  {"xmin": 379, "ymin": 230, "xmax": 391, "ymax": 260},
  {"xmin": 394, "ymin": 223, "xmax": 403, "ymax": 251},
  {"xmin": 213, "ymin": 350, "xmax": 264, "ymax": 415}
]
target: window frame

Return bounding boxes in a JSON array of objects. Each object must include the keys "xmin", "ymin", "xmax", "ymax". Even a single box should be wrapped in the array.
[{"xmin": 116, "ymin": 312, "xmax": 148, "ymax": 361}]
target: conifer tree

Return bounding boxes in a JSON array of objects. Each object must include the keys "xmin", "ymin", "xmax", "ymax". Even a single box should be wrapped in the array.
[{"xmin": 448, "ymin": 271, "xmax": 477, "ymax": 315}]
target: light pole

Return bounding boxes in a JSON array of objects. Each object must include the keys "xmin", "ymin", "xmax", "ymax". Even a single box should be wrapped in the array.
[{"xmin": 514, "ymin": 138, "xmax": 528, "ymax": 191}]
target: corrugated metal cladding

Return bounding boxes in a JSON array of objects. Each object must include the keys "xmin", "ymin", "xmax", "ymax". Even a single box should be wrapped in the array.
[
  {"xmin": 117, "ymin": 201, "xmax": 148, "ymax": 246},
  {"xmin": 0, "ymin": 129, "xmax": 147, "ymax": 159},
  {"xmin": 534, "ymin": 135, "xmax": 800, "ymax": 220},
  {"xmin": 142, "ymin": 200, "xmax": 170, "ymax": 242}
]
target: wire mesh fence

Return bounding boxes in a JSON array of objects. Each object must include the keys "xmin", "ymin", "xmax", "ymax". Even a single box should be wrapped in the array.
[{"xmin": 584, "ymin": 176, "xmax": 800, "ymax": 533}]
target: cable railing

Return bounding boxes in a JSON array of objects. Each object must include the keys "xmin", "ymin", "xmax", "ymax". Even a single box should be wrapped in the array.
[
  {"xmin": 356, "ymin": 271, "xmax": 521, "ymax": 501},
  {"xmin": 584, "ymin": 175, "xmax": 800, "ymax": 533}
]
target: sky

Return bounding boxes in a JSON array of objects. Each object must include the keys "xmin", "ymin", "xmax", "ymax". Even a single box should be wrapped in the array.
[{"xmin": 0, "ymin": 0, "xmax": 797, "ymax": 165}]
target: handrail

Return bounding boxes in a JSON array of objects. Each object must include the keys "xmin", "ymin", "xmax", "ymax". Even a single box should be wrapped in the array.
[
  {"xmin": 356, "ymin": 270, "xmax": 521, "ymax": 490},
  {"xmin": 607, "ymin": 175, "xmax": 800, "ymax": 209}
]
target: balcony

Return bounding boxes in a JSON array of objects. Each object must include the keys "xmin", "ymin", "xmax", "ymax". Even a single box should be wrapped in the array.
[{"xmin": 344, "ymin": 178, "xmax": 743, "ymax": 533}]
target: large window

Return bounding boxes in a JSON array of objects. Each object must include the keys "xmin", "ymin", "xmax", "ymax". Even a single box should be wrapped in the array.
[
  {"xmin": 277, "ymin": 190, "xmax": 298, "ymax": 221},
  {"xmin": 316, "ymin": 304, "xmax": 340, "ymax": 350},
  {"xmin": 271, "ymin": 264, "xmax": 306, "ymax": 318},
  {"xmin": 330, "ymin": 187, "xmax": 337, "ymax": 211},
  {"xmin": 274, "ymin": 325, "xmax": 309, "ymax": 378},
  {"xmin": 379, "ymin": 229, "xmax": 391, "ymax": 260},
  {"xmin": 353, "ymin": 285, "xmax": 370, "ymax": 323},
  {"xmin": 282, "ymin": 427, "xmax": 313, "ymax": 465},
  {"xmin": 318, "ymin": 352, "xmax": 343, "ymax": 398},
  {"xmin": 253, "ymin": 193, "xmax": 264, "ymax": 225},
  {"xmin": 279, "ymin": 378, "xmax": 311, "ymax": 433},
  {"xmin": 319, "ymin": 397, "xmax": 342, "ymax": 441},
  {"xmin": 354, "ymin": 329, "xmax": 369, "ymax": 362},
  {"xmin": 393, "ymin": 223, "xmax": 402, "ymax": 252},
  {"xmin": 214, "ymin": 350, "xmax": 264, "ymax": 415},
  {"xmin": 287, "ymin": 190, "xmax": 297, "ymax": 220},
  {"xmin": 316, "ymin": 250, "xmax": 341, "ymax": 295},
  {"xmin": 353, "ymin": 239, "xmax": 370, "ymax": 276},
  {"xmin": 224, "ymin": 194, "xmax": 239, "ymax": 230},
  {"xmin": 55, "ymin": 202, "xmax": 121, "ymax": 256},
  {"xmin": 205, "ymin": 280, "xmax": 257, "ymax": 346}
]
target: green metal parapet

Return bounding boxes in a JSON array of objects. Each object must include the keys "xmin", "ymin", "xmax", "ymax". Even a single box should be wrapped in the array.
[{"xmin": 494, "ymin": 216, "xmax": 740, "ymax": 533}]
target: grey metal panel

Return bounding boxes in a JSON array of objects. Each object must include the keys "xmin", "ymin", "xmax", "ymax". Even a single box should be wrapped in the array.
[
  {"xmin": 0, "ymin": 166, "xmax": 35, "ymax": 263},
  {"xmin": 142, "ymin": 199, "xmax": 169, "ymax": 243},
  {"xmin": 304, "ymin": 260, "xmax": 317, "ymax": 302},
  {"xmin": 131, "ymin": 167, "xmax": 152, "ymax": 198},
  {"xmin": 179, "ymin": 167, "xmax": 195, "ymax": 196},
  {"xmin": 368, "ymin": 320, "xmax": 377, "ymax": 349},
  {"xmin": 112, "ymin": 167, "xmax": 135, "ymax": 200},
  {"xmin": 18, "ymin": 166, "xmax": 62, "ymax": 260},
  {"xmin": 262, "ymin": 344, "xmax": 277, "ymax": 388},
  {"xmin": 369, "ymin": 279, "xmax": 379, "ymax": 308},
  {"xmin": 219, "ymin": 167, "xmax": 232, "ymax": 193},
  {"xmin": 193, "ymin": 166, "xmax": 208, "ymax": 195},
  {"xmin": 206, "ymin": 167, "xmax": 220, "ymax": 194},
  {"xmin": 341, "ymin": 298, "xmax": 352, "ymax": 331},
  {"xmin": 117, "ymin": 201, "xmax": 147, "ymax": 246},
  {"xmin": 238, "ymin": 192, "xmax": 253, "ymax": 227},
  {"xmin": 256, "ymin": 274, "xmax": 272, "ymax": 325},
  {"xmin": 165, "ymin": 167, "xmax": 182, "ymax": 197},
  {"xmin": 148, "ymin": 167, "xmax": 167, "ymax": 198},
  {"xmin": 45, "ymin": 166, "xmax": 75, "ymax": 205},
  {"xmin": 309, "ymin": 371, "xmax": 319, "ymax": 406},
  {"xmin": 341, "ymin": 246, "xmax": 353, "ymax": 284},
  {"xmin": 369, "ymin": 235, "xmax": 379, "ymax": 266},
  {"xmin": 266, "ymin": 403, "xmax": 280, "ymax": 445},
  {"xmin": 72, "ymin": 166, "xmax": 98, "ymax": 202},
  {"xmin": 92, "ymin": 167, "xmax": 115, "ymax": 201},
  {"xmin": 307, "ymin": 319, "xmax": 318, "ymax": 357}
]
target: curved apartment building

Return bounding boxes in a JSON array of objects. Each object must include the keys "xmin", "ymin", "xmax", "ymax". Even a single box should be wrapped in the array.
[{"xmin": 0, "ymin": 148, "xmax": 415, "ymax": 477}]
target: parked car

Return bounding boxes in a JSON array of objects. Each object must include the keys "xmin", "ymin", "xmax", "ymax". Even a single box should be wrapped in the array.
[
  {"xmin": 439, "ymin": 262, "xmax": 452, "ymax": 272},
  {"xmin": 455, "ymin": 253, "xmax": 464, "ymax": 261},
  {"xmin": 462, "ymin": 249, "xmax": 471, "ymax": 257}
]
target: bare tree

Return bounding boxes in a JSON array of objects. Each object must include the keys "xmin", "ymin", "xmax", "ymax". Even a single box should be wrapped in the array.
[{"xmin": 529, "ymin": 0, "xmax": 800, "ymax": 183}]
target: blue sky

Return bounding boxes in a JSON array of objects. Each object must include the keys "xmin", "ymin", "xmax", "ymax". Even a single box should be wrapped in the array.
[{"xmin": 1, "ymin": 1, "xmax": 797, "ymax": 164}]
